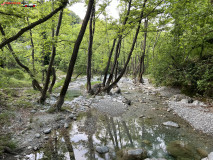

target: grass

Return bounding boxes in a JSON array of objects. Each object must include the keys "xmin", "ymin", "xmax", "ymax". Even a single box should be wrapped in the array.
[
  {"xmin": 65, "ymin": 90, "xmax": 82, "ymax": 101},
  {"xmin": 0, "ymin": 134, "xmax": 17, "ymax": 156},
  {"xmin": 0, "ymin": 112, "xmax": 13, "ymax": 125},
  {"xmin": 53, "ymin": 77, "xmax": 65, "ymax": 89}
]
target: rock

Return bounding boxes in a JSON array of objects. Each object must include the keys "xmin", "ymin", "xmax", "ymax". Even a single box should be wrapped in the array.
[
  {"xmin": 120, "ymin": 148, "xmax": 147, "ymax": 160},
  {"xmin": 163, "ymin": 121, "xmax": 179, "ymax": 128},
  {"xmin": 196, "ymin": 148, "xmax": 208, "ymax": 158},
  {"xmin": 44, "ymin": 136, "xmax": 49, "ymax": 140},
  {"xmin": 193, "ymin": 100, "xmax": 206, "ymax": 106},
  {"xmin": 111, "ymin": 86, "xmax": 121, "ymax": 94},
  {"xmin": 27, "ymin": 146, "xmax": 32, "ymax": 150},
  {"xmin": 123, "ymin": 99, "xmax": 131, "ymax": 105},
  {"xmin": 139, "ymin": 115, "xmax": 145, "ymax": 118},
  {"xmin": 43, "ymin": 128, "xmax": 51, "ymax": 134},
  {"xmin": 64, "ymin": 123, "xmax": 69, "ymax": 128},
  {"xmin": 73, "ymin": 117, "xmax": 77, "ymax": 120},
  {"xmin": 30, "ymin": 109, "xmax": 37, "ymax": 113},
  {"xmin": 69, "ymin": 114, "xmax": 75, "ymax": 119},
  {"xmin": 33, "ymin": 146, "xmax": 39, "ymax": 151},
  {"xmin": 167, "ymin": 141, "xmax": 202, "ymax": 160},
  {"xmin": 167, "ymin": 108, "xmax": 172, "ymax": 112},
  {"xmin": 181, "ymin": 99, "xmax": 189, "ymax": 103},
  {"xmin": 96, "ymin": 146, "xmax": 109, "ymax": 154},
  {"xmin": 91, "ymin": 83, "xmax": 102, "ymax": 95},
  {"xmin": 35, "ymin": 133, "xmax": 41, "ymax": 138},
  {"xmin": 208, "ymin": 152, "xmax": 213, "ymax": 160}
]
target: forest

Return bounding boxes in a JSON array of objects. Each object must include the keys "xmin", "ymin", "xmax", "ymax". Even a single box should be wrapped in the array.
[{"xmin": 0, "ymin": 0, "xmax": 213, "ymax": 159}]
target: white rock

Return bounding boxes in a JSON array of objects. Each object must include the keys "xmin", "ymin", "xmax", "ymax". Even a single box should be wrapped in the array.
[
  {"xmin": 43, "ymin": 128, "xmax": 51, "ymax": 134},
  {"xmin": 208, "ymin": 152, "xmax": 213, "ymax": 160},
  {"xmin": 35, "ymin": 133, "xmax": 41, "ymax": 138},
  {"xmin": 163, "ymin": 121, "xmax": 179, "ymax": 128}
]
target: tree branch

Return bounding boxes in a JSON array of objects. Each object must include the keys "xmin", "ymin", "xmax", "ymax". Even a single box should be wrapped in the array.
[{"xmin": 0, "ymin": 1, "xmax": 68, "ymax": 49}]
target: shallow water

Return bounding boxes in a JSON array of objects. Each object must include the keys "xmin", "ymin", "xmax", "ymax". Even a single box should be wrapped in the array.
[
  {"xmin": 25, "ymin": 78, "xmax": 213, "ymax": 160},
  {"xmin": 26, "ymin": 107, "xmax": 213, "ymax": 160}
]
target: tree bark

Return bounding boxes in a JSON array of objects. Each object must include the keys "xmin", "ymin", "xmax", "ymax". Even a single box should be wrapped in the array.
[
  {"xmin": 54, "ymin": 0, "xmax": 94, "ymax": 111},
  {"xmin": 87, "ymin": 4, "xmax": 95, "ymax": 93},
  {"xmin": 102, "ymin": 38, "xmax": 116, "ymax": 86},
  {"xmin": 39, "ymin": 9, "xmax": 64, "ymax": 104},
  {"xmin": 0, "ymin": 0, "xmax": 68, "ymax": 49},
  {"xmin": 27, "ymin": 17, "xmax": 35, "ymax": 73},
  {"xmin": 104, "ymin": 0, "xmax": 148, "ymax": 93},
  {"xmin": 48, "ymin": 67, "xmax": 56, "ymax": 93},
  {"xmin": 105, "ymin": 0, "xmax": 132, "ymax": 87},
  {"xmin": 138, "ymin": 18, "xmax": 148, "ymax": 83},
  {"xmin": 0, "ymin": 24, "xmax": 42, "ymax": 91}
]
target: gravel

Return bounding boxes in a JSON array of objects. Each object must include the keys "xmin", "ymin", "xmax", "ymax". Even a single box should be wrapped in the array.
[{"xmin": 168, "ymin": 100, "xmax": 213, "ymax": 135}]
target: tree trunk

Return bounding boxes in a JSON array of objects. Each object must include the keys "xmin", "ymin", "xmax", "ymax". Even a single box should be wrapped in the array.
[
  {"xmin": 138, "ymin": 18, "xmax": 148, "ymax": 83},
  {"xmin": 39, "ymin": 9, "xmax": 64, "ymax": 104},
  {"xmin": 87, "ymin": 4, "xmax": 95, "ymax": 93},
  {"xmin": 54, "ymin": 0, "xmax": 94, "ymax": 111},
  {"xmin": 48, "ymin": 67, "xmax": 56, "ymax": 93},
  {"xmin": 102, "ymin": 38, "xmax": 116, "ymax": 86},
  {"xmin": 27, "ymin": 17, "xmax": 35, "ymax": 73},
  {"xmin": 105, "ymin": 0, "xmax": 132, "ymax": 87},
  {"xmin": 0, "ymin": 24, "xmax": 42, "ymax": 92},
  {"xmin": 0, "ymin": 1, "xmax": 68, "ymax": 49},
  {"xmin": 104, "ymin": 0, "xmax": 148, "ymax": 93}
]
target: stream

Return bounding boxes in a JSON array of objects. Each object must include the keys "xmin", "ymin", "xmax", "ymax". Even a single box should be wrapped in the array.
[{"xmin": 24, "ymin": 77, "xmax": 213, "ymax": 160}]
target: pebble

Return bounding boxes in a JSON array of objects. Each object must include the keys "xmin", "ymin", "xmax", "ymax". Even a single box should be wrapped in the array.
[
  {"xmin": 167, "ymin": 108, "xmax": 172, "ymax": 112},
  {"xmin": 43, "ymin": 128, "xmax": 51, "ymax": 134},
  {"xmin": 33, "ymin": 146, "xmax": 39, "ymax": 151},
  {"xmin": 139, "ymin": 115, "xmax": 145, "ymax": 118},
  {"xmin": 69, "ymin": 114, "xmax": 75, "ymax": 119},
  {"xmin": 64, "ymin": 123, "xmax": 69, "ymax": 128},
  {"xmin": 30, "ymin": 109, "xmax": 37, "ymax": 113},
  {"xmin": 163, "ymin": 121, "xmax": 179, "ymax": 128},
  {"xmin": 35, "ymin": 133, "xmax": 41, "ymax": 138},
  {"xmin": 44, "ymin": 136, "xmax": 49, "ymax": 140},
  {"xmin": 27, "ymin": 146, "xmax": 32, "ymax": 150}
]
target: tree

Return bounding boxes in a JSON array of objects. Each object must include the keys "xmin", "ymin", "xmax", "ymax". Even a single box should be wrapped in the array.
[
  {"xmin": 39, "ymin": 9, "xmax": 64, "ymax": 104},
  {"xmin": 53, "ymin": 0, "xmax": 94, "ymax": 111}
]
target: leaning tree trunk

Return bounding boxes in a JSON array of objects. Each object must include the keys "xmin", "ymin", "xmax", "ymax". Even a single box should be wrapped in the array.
[
  {"xmin": 0, "ymin": 24, "xmax": 42, "ymax": 92},
  {"xmin": 105, "ymin": 0, "xmax": 132, "ymax": 87},
  {"xmin": 104, "ymin": 0, "xmax": 148, "ymax": 93},
  {"xmin": 27, "ymin": 17, "xmax": 35, "ymax": 73},
  {"xmin": 138, "ymin": 18, "xmax": 148, "ymax": 83},
  {"xmin": 87, "ymin": 4, "xmax": 95, "ymax": 93},
  {"xmin": 0, "ymin": 0, "xmax": 68, "ymax": 49},
  {"xmin": 53, "ymin": 0, "xmax": 94, "ymax": 111},
  {"xmin": 102, "ymin": 38, "xmax": 116, "ymax": 86},
  {"xmin": 39, "ymin": 9, "xmax": 64, "ymax": 104}
]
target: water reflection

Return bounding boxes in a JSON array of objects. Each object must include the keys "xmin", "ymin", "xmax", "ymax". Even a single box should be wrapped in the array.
[{"xmin": 27, "ymin": 108, "xmax": 213, "ymax": 160}]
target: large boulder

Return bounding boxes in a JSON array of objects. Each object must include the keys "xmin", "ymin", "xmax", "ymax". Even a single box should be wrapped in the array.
[
  {"xmin": 167, "ymin": 141, "xmax": 202, "ymax": 160},
  {"xmin": 117, "ymin": 148, "xmax": 147, "ymax": 160}
]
